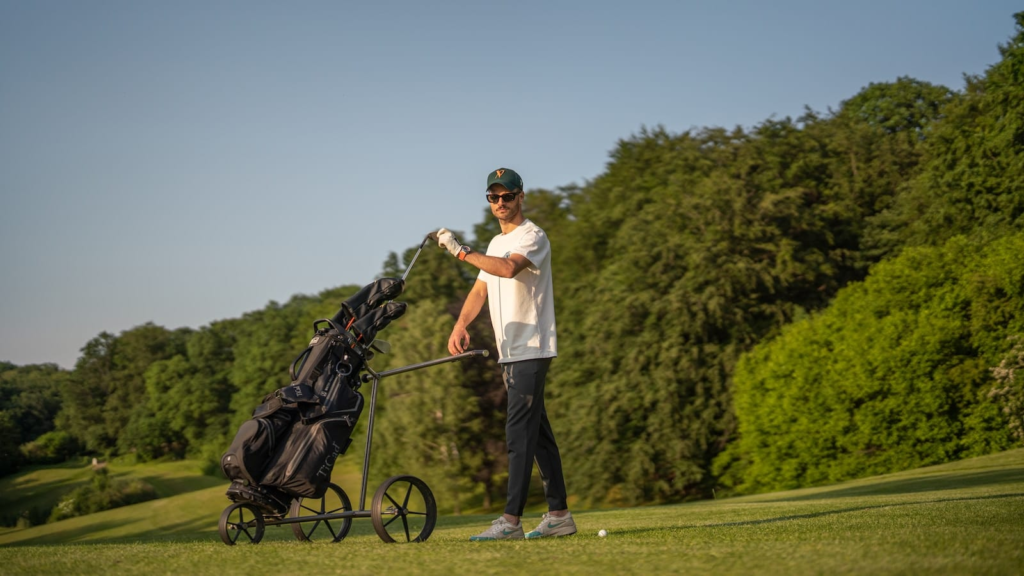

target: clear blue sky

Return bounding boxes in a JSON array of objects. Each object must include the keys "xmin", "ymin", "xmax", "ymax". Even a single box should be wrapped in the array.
[{"xmin": 1, "ymin": 1, "xmax": 1019, "ymax": 368}]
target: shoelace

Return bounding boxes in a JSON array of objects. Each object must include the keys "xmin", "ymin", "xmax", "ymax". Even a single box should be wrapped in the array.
[{"xmin": 487, "ymin": 517, "xmax": 508, "ymax": 535}]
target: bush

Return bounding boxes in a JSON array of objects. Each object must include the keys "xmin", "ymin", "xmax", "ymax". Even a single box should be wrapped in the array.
[
  {"xmin": 20, "ymin": 430, "xmax": 80, "ymax": 464},
  {"xmin": 48, "ymin": 467, "xmax": 158, "ymax": 522},
  {"xmin": 723, "ymin": 234, "xmax": 1024, "ymax": 493},
  {"xmin": 196, "ymin": 438, "xmax": 229, "ymax": 478},
  {"xmin": 0, "ymin": 505, "xmax": 49, "ymax": 529},
  {"xmin": 990, "ymin": 338, "xmax": 1024, "ymax": 443},
  {"xmin": 0, "ymin": 412, "xmax": 23, "ymax": 477}
]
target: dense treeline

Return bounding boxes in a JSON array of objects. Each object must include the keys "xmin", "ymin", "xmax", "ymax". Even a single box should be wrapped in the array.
[
  {"xmin": 725, "ymin": 234, "xmax": 1024, "ymax": 493},
  {"xmin": 723, "ymin": 15, "xmax": 1024, "ymax": 492},
  {"xmin": 3, "ymin": 14, "xmax": 1022, "ymax": 512},
  {"xmin": 546, "ymin": 79, "xmax": 951, "ymax": 504},
  {"xmin": 0, "ymin": 362, "xmax": 69, "ymax": 475}
]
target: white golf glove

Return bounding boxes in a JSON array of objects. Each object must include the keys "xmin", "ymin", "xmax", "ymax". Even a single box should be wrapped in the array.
[{"xmin": 436, "ymin": 227, "xmax": 463, "ymax": 257}]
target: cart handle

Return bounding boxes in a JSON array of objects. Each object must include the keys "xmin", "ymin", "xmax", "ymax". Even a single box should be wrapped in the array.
[{"xmin": 361, "ymin": 349, "xmax": 489, "ymax": 383}]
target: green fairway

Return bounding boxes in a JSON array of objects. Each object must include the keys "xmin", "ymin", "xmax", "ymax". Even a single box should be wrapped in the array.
[
  {"xmin": 0, "ymin": 458, "xmax": 229, "ymax": 530},
  {"xmin": 1, "ymin": 449, "xmax": 1022, "ymax": 574}
]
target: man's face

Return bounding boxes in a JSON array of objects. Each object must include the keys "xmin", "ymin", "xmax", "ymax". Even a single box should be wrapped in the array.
[{"xmin": 487, "ymin": 184, "xmax": 522, "ymax": 222}]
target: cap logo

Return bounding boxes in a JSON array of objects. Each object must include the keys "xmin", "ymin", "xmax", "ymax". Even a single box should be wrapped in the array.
[{"xmin": 495, "ymin": 169, "xmax": 505, "ymax": 178}]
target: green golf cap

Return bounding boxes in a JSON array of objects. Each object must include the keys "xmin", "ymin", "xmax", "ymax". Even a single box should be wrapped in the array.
[{"xmin": 486, "ymin": 167, "xmax": 524, "ymax": 193}]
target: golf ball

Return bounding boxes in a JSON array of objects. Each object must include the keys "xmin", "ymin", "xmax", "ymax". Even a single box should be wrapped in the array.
[{"xmin": 598, "ymin": 529, "xmax": 608, "ymax": 537}]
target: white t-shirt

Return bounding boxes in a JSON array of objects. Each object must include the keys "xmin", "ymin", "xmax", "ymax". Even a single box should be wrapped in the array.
[{"xmin": 477, "ymin": 219, "xmax": 557, "ymax": 363}]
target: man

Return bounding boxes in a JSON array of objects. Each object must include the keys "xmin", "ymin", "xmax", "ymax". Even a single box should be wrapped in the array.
[{"xmin": 435, "ymin": 167, "xmax": 576, "ymax": 541}]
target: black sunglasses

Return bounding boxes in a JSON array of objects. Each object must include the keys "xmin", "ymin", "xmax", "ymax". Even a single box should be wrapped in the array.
[{"xmin": 486, "ymin": 191, "xmax": 521, "ymax": 204}]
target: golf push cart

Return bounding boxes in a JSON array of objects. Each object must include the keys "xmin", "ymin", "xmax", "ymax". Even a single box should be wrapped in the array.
[{"xmin": 217, "ymin": 233, "xmax": 487, "ymax": 545}]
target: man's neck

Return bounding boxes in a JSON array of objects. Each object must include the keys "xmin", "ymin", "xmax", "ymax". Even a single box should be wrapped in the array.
[{"xmin": 498, "ymin": 214, "xmax": 526, "ymax": 235}]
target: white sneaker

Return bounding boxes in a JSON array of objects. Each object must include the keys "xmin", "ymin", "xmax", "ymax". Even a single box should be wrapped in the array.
[
  {"xmin": 469, "ymin": 516, "xmax": 525, "ymax": 541},
  {"xmin": 525, "ymin": 511, "xmax": 577, "ymax": 539}
]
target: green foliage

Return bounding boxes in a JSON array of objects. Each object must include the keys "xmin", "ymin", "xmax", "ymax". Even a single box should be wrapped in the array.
[
  {"xmin": 47, "ymin": 467, "xmax": 157, "ymax": 522},
  {"xmin": 20, "ymin": 430, "xmax": 80, "ymax": 465},
  {"xmin": 838, "ymin": 76, "xmax": 954, "ymax": 137},
  {"xmin": 726, "ymin": 234, "xmax": 1024, "ymax": 493},
  {"xmin": 547, "ymin": 97, "xmax": 948, "ymax": 503},
  {"xmin": 374, "ymin": 242, "xmax": 507, "ymax": 512},
  {"xmin": 369, "ymin": 302, "xmax": 485, "ymax": 513},
  {"xmin": 0, "ymin": 412, "xmax": 23, "ymax": 476},
  {"xmin": 0, "ymin": 362, "xmax": 69, "ymax": 475},
  {"xmin": 56, "ymin": 324, "xmax": 189, "ymax": 454},
  {"xmin": 990, "ymin": 338, "xmax": 1024, "ymax": 443},
  {"xmin": 894, "ymin": 13, "xmax": 1024, "ymax": 246},
  {"xmin": 0, "ymin": 363, "xmax": 66, "ymax": 442},
  {"xmin": 119, "ymin": 321, "xmax": 239, "ymax": 460}
]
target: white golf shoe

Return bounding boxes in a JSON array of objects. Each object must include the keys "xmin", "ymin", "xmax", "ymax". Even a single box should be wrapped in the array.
[
  {"xmin": 469, "ymin": 516, "xmax": 525, "ymax": 541},
  {"xmin": 525, "ymin": 511, "xmax": 577, "ymax": 539}
]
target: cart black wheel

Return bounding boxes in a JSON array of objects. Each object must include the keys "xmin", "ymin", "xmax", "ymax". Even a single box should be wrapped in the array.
[
  {"xmin": 371, "ymin": 475, "xmax": 436, "ymax": 543},
  {"xmin": 219, "ymin": 502, "xmax": 265, "ymax": 545},
  {"xmin": 289, "ymin": 483, "xmax": 353, "ymax": 543}
]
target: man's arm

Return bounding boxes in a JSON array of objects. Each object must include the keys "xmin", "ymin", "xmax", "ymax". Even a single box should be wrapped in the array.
[
  {"xmin": 435, "ymin": 228, "xmax": 532, "ymax": 279},
  {"xmin": 449, "ymin": 279, "xmax": 488, "ymax": 355},
  {"xmin": 463, "ymin": 251, "xmax": 531, "ymax": 279}
]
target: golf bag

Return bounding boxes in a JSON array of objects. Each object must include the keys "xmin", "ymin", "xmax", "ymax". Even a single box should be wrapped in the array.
[{"xmin": 221, "ymin": 277, "xmax": 407, "ymax": 513}]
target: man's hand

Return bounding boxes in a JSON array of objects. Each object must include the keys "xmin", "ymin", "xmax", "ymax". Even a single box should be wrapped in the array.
[
  {"xmin": 436, "ymin": 227, "xmax": 463, "ymax": 257},
  {"xmin": 448, "ymin": 324, "xmax": 471, "ymax": 355}
]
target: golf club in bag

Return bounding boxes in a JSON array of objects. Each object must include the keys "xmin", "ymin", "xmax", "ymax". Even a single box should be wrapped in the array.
[{"xmin": 221, "ymin": 233, "xmax": 437, "ymax": 514}]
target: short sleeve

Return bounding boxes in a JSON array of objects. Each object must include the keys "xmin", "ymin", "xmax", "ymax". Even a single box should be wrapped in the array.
[{"xmin": 510, "ymin": 229, "xmax": 549, "ymax": 269}]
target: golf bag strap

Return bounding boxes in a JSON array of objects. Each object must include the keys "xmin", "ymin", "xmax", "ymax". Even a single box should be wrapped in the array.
[
  {"xmin": 251, "ymin": 382, "xmax": 322, "ymax": 419},
  {"xmin": 290, "ymin": 334, "xmax": 338, "ymax": 386}
]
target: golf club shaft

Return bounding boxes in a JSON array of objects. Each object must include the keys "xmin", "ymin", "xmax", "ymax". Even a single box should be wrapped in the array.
[{"xmin": 401, "ymin": 232, "xmax": 437, "ymax": 282}]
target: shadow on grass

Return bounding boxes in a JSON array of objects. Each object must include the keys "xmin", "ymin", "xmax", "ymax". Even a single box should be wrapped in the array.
[
  {"xmin": 7, "ymin": 465, "xmax": 1023, "ymax": 547},
  {"xmin": 139, "ymin": 475, "xmax": 225, "ymax": 499},
  {"xmin": 1, "ymin": 502, "xmax": 495, "ymax": 547},
  {"xmin": 619, "ymin": 492, "xmax": 1024, "ymax": 536},
  {"xmin": 0, "ymin": 476, "xmax": 89, "ymax": 517},
  {"xmin": 0, "ymin": 514, "xmax": 226, "ymax": 548},
  {"xmin": 777, "ymin": 468, "xmax": 1024, "ymax": 502}
]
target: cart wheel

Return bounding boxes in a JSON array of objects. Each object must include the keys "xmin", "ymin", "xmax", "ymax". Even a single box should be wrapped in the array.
[
  {"xmin": 371, "ymin": 475, "xmax": 437, "ymax": 543},
  {"xmin": 289, "ymin": 482, "xmax": 353, "ymax": 542},
  {"xmin": 219, "ymin": 502, "xmax": 265, "ymax": 545}
]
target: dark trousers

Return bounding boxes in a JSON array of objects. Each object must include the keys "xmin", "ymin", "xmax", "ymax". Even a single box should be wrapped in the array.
[{"xmin": 503, "ymin": 358, "xmax": 568, "ymax": 517}]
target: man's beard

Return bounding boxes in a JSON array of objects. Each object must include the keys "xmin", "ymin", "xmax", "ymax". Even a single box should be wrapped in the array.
[{"xmin": 495, "ymin": 203, "xmax": 520, "ymax": 222}]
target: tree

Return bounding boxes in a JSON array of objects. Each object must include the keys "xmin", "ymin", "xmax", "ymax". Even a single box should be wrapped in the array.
[
  {"xmin": 894, "ymin": 13, "xmax": 1024, "ymax": 247},
  {"xmin": 368, "ymin": 301, "xmax": 489, "ymax": 514},
  {"xmin": 0, "ymin": 412, "xmax": 23, "ymax": 476},
  {"xmin": 56, "ymin": 324, "xmax": 188, "ymax": 454},
  {"xmin": 0, "ymin": 363, "xmax": 66, "ymax": 445},
  {"xmin": 725, "ymin": 233, "xmax": 1024, "ymax": 493},
  {"xmin": 375, "ymin": 239, "xmax": 507, "ymax": 512},
  {"xmin": 547, "ymin": 100, "xmax": 950, "ymax": 503},
  {"xmin": 56, "ymin": 332, "xmax": 117, "ymax": 452},
  {"xmin": 124, "ymin": 321, "xmax": 240, "ymax": 459}
]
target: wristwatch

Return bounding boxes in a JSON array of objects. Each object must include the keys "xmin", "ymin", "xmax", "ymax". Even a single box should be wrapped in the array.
[{"xmin": 458, "ymin": 245, "xmax": 472, "ymax": 261}]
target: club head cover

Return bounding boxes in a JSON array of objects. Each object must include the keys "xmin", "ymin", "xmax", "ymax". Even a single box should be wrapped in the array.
[
  {"xmin": 350, "ymin": 301, "xmax": 407, "ymax": 343},
  {"xmin": 332, "ymin": 278, "xmax": 405, "ymax": 327}
]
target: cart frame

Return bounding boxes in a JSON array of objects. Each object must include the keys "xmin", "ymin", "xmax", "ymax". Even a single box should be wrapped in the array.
[{"xmin": 218, "ymin": 348, "xmax": 488, "ymax": 545}]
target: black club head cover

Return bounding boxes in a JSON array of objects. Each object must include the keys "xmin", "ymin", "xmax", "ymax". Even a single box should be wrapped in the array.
[
  {"xmin": 331, "ymin": 278, "xmax": 405, "ymax": 327},
  {"xmin": 350, "ymin": 301, "xmax": 407, "ymax": 343}
]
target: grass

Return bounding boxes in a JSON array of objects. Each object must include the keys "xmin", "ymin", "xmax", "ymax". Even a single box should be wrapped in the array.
[
  {"xmin": 0, "ymin": 458, "xmax": 226, "ymax": 529},
  {"xmin": 0, "ymin": 449, "xmax": 1022, "ymax": 574}
]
